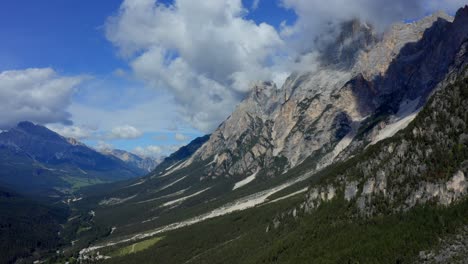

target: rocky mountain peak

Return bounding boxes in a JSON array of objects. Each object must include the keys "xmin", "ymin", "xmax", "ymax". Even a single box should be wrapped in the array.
[
  {"xmin": 101, "ymin": 148, "xmax": 160, "ymax": 172},
  {"xmin": 14, "ymin": 121, "xmax": 64, "ymax": 141},
  {"xmin": 249, "ymin": 81, "xmax": 276, "ymax": 101},
  {"xmin": 169, "ymin": 8, "xmax": 468, "ymax": 183},
  {"xmin": 455, "ymin": 5, "xmax": 468, "ymax": 21},
  {"xmin": 17, "ymin": 121, "xmax": 36, "ymax": 129},
  {"xmin": 66, "ymin": 137, "xmax": 86, "ymax": 146},
  {"xmin": 320, "ymin": 18, "xmax": 378, "ymax": 68}
]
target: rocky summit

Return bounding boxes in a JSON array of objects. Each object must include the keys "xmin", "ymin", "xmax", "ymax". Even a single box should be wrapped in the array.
[{"xmin": 182, "ymin": 9, "xmax": 468, "ymax": 182}]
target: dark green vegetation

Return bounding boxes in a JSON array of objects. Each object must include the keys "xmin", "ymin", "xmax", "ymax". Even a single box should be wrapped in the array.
[
  {"xmin": 97, "ymin": 196, "xmax": 468, "ymax": 264},
  {"xmin": 108, "ymin": 237, "xmax": 164, "ymax": 257},
  {"xmin": 0, "ymin": 122, "xmax": 162, "ymax": 263},
  {"xmin": 0, "ymin": 187, "xmax": 68, "ymax": 263}
]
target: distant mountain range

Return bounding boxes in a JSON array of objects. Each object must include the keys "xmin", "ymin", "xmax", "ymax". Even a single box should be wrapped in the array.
[
  {"xmin": 0, "ymin": 121, "xmax": 151, "ymax": 195},
  {"xmin": 98, "ymin": 148, "xmax": 161, "ymax": 173}
]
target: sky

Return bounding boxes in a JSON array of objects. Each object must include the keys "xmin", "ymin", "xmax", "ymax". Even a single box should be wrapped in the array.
[{"xmin": 0, "ymin": 0, "xmax": 465, "ymax": 158}]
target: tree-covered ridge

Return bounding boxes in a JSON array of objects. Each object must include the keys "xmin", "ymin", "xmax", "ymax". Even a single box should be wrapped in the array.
[{"xmin": 0, "ymin": 188, "xmax": 68, "ymax": 263}]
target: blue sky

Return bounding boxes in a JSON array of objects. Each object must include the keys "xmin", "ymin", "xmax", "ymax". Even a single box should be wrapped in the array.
[
  {"xmin": 0, "ymin": 0, "xmax": 293, "ymax": 73},
  {"xmin": 0, "ymin": 0, "xmax": 124, "ymax": 74},
  {"xmin": 0, "ymin": 0, "xmax": 464, "ymax": 158},
  {"xmin": 0, "ymin": 0, "xmax": 297, "ymax": 157}
]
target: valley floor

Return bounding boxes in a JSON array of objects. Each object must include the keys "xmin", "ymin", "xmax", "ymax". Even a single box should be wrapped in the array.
[{"xmin": 68, "ymin": 196, "xmax": 468, "ymax": 264}]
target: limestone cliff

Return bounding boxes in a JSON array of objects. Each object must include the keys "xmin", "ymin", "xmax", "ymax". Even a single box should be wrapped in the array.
[{"xmin": 171, "ymin": 8, "xmax": 468, "ymax": 184}]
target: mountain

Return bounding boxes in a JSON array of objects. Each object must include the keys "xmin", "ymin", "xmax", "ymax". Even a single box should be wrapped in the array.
[
  {"xmin": 152, "ymin": 134, "xmax": 210, "ymax": 173},
  {"xmin": 100, "ymin": 148, "xmax": 160, "ymax": 173},
  {"xmin": 179, "ymin": 10, "xmax": 466, "ymax": 181},
  {"xmin": 27, "ymin": 6, "xmax": 468, "ymax": 264},
  {"xmin": 98, "ymin": 135, "xmax": 211, "ymax": 175},
  {"xmin": 0, "ymin": 121, "xmax": 146, "ymax": 195}
]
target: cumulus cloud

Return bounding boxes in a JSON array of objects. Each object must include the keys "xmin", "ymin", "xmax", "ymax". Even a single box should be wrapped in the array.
[
  {"xmin": 251, "ymin": 0, "xmax": 260, "ymax": 10},
  {"xmin": 133, "ymin": 145, "xmax": 163, "ymax": 158},
  {"xmin": 0, "ymin": 68, "xmax": 85, "ymax": 129},
  {"xmin": 105, "ymin": 0, "xmax": 284, "ymax": 132},
  {"xmin": 95, "ymin": 141, "xmax": 114, "ymax": 152},
  {"xmin": 427, "ymin": 0, "xmax": 468, "ymax": 15},
  {"xmin": 108, "ymin": 125, "xmax": 143, "ymax": 139},
  {"xmin": 174, "ymin": 133, "xmax": 189, "ymax": 141},
  {"xmin": 105, "ymin": 0, "xmax": 465, "ymax": 133},
  {"xmin": 47, "ymin": 123, "xmax": 147, "ymax": 142},
  {"xmin": 280, "ymin": 0, "xmax": 466, "ymax": 53},
  {"xmin": 47, "ymin": 124, "xmax": 94, "ymax": 140}
]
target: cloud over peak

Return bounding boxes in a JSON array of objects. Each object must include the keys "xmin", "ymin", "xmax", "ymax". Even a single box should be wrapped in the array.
[
  {"xmin": 105, "ymin": 0, "xmax": 465, "ymax": 133},
  {"xmin": 106, "ymin": 0, "xmax": 284, "ymax": 132},
  {"xmin": 0, "ymin": 68, "xmax": 86, "ymax": 129},
  {"xmin": 280, "ymin": 0, "xmax": 465, "ymax": 53}
]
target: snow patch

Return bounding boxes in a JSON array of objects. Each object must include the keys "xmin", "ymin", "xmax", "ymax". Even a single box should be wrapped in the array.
[
  {"xmin": 370, "ymin": 112, "xmax": 418, "ymax": 145},
  {"xmin": 205, "ymin": 154, "xmax": 218, "ymax": 167},
  {"xmin": 164, "ymin": 161, "xmax": 181, "ymax": 171},
  {"xmin": 157, "ymin": 176, "xmax": 187, "ymax": 192},
  {"xmin": 142, "ymin": 216, "xmax": 159, "ymax": 224},
  {"xmin": 264, "ymin": 188, "xmax": 308, "ymax": 205},
  {"xmin": 316, "ymin": 119, "xmax": 362, "ymax": 170},
  {"xmin": 127, "ymin": 180, "xmax": 146, "ymax": 188},
  {"xmin": 161, "ymin": 188, "xmax": 211, "ymax": 208},
  {"xmin": 99, "ymin": 195, "xmax": 137, "ymax": 206},
  {"xmin": 137, "ymin": 188, "xmax": 190, "ymax": 204},
  {"xmin": 160, "ymin": 159, "xmax": 191, "ymax": 177},
  {"xmin": 66, "ymin": 197, "xmax": 82, "ymax": 204},
  {"xmin": 371, "ymin": 97, "xmax": 421, "ymax": 145},
  {"xmin": 232, "ymin": 170, "xmax": 259, "ymax": 190}
]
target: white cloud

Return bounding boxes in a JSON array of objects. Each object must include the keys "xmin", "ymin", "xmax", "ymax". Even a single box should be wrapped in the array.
[
  {"xmin": 133, "ymin": 145, "xmax": 163, "ymax": 158},
  {"xmin": 69, "ymin": 95, "xmax": 192, "ymax": 134},
  {"xmin": 105, "ymin": 0, "xmax": 284, "ymax": 132},
  {"xmin": 280, "ymin": 0, "xmax": 466, "ymax": 53},
  {"xmin": 174, "ymin": 132, "xmax": 189, "ymax": 141},
  {"xmin": 95, "ymin": 141, "xmax": 114, "ymax": 152},
  {"xmin": 109, "ymin": 125, "xmax": 143, "ymax": 139},
  {"xmin": 0, "ymin": 68, "xmax": 85, "ymax": 129},
  {"xmin": 102, "ymin": 0, "xmax": 465, "ymax": 134},
  {"xmin": 47, "ymin": 124, "xmax": 94, "ymax": 140},
  {"xmin": 427, "ymin": 0, "xmax": 467, "ymax": 15},
  {"xmin": 251, "ymin": 0, "xmax": 260, "ymax": 10}
]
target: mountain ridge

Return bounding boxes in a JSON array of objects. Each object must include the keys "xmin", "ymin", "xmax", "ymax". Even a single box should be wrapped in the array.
[
  {"xmin": 0, "ymin": 121, "xmax": 146, "ymax": 194},
  {"xmin": 176, "ymin": 9, "xmax": 467, "ymax": 183}
]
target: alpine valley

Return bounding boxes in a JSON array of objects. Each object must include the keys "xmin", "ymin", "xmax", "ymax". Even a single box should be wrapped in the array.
[{"xmin": 3, "ymin": 5, "xmax": 468, "ymax": 264}]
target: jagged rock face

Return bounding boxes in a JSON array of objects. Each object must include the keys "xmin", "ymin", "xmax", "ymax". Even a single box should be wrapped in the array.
[
  {"xmin": 186, "ymin": 8, "xmax": 468, "ymax": 181},
  {"xmin": 101, "ymin": 149, "xmax": 160, "ymax": 172},
  {"xmin": 320, "ymin": 19, "xmax": 377, "ymax": 68},
  {"xmin": 303, "ymin": 50, "xmax": 468, "ymax": 215}
]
